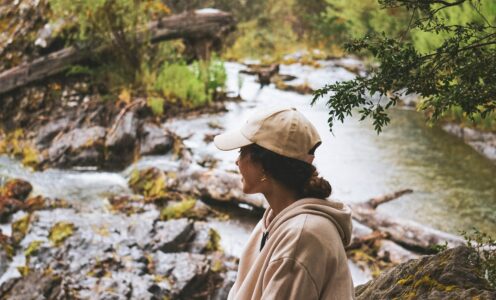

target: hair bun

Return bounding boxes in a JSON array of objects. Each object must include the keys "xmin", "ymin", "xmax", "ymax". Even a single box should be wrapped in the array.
[{"xmin": 303, "ymin": 171, "xmax": 332, "ymax": 199}]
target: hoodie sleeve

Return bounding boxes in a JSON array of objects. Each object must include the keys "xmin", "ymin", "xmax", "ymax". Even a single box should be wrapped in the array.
[{"xmin": 261, "ymin": 257, "xmax": 319, "ymax": 299}]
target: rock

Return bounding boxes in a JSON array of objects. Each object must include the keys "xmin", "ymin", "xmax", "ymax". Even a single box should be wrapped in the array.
[
  {"xmin": 34, "ymin": 118, "xmax": 70, "ymax": 147},
  {"xmin": 153, "ymin": 252, "xmax": 211, "ymax": 298},
  {"xmin": 176, "ymin": 168, "xmax": 266, "ymax": 209},
  {"xmin": 356, "ymin": 246, "xmax": 496, "ymax": 300},
  {"xmin": 442, "ymin": 123, "xmax": 496, "ymax": 162},
  {"xmin": 187, "ymin": 221, "xmax": 222, "ymax": 254},
  {"xmin": 105, "ymin": 111, "xmax": 139, "ymax": 169},
  {"xmin": 47, "ymin": 126, "xmax": 106, "ymax": 168},
  {"xmin": 0, "ymin": 179, "xmax": 32, "ymax": 200},
  {"xmin": 139, "ymin": 123, "xmax": 173, "ymax": 156},
  {"xmin": 0, "ymin": 197, "xmax": 25, "ymax": 223},
  {"xmin": 0, "ymin": 247, "xmax": 9, "ymax": 279},
  {"xmin": 150, "ymin": 218, "xmax": 195, "ymax": 252},
  {"xmin": 212, "ymin": 270, "xmax": 237, "ymax": 300},
  {"xmin": 0, "ymin": 270, "xmax": 63, "ymax": 299}
]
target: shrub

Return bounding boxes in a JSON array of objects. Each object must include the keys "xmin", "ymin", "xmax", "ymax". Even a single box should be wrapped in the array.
[
  {"xmin": 191, "ymin": 56, "xmax": 227, "ymax": 101},
  {"xmin": 463, "ymin": 229, "xmax": 496, "ymax": 288},
  {"xmin": 154, "ymin": 62, "xmax": 207, "ymax": 107}
]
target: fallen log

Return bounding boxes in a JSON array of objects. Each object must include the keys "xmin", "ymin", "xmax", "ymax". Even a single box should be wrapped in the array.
[
  {"xmin": 0, "ymin": 10, "xmax": 236, "ymax": 95},
  {"xmin": 351, "ymin": 189, "xmax": 464, "ymax": 253}
]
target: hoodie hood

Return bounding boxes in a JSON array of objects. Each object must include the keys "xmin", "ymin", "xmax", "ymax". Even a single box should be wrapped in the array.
[{"xmin": 262, "ymin": 198, "xmax": 353, "ymax": 246}]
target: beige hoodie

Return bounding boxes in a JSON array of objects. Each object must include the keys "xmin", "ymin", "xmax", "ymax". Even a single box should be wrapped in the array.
[{"xmin": 228, "ymin": 198, "xmax": 355, "ymax": 300}]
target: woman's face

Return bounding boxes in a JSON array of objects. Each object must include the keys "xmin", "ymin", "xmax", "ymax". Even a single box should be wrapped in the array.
[{"xmin": 236, "ymin": 146, "xmax": 266, "ymax": 194}]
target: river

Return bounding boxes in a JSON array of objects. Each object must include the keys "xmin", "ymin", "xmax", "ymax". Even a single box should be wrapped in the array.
[{"xmin": 1, "ymin": 59, "xmax": 495, "ymax": 285}]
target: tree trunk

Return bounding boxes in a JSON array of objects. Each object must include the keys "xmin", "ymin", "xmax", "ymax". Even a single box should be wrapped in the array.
[
  {"xmin": 351, "ymin": 190, "xmax": 464, "ymax": 253},
  {"xmin": 0, "ymin": 10, "xmax": 236, "ymax": 95}
]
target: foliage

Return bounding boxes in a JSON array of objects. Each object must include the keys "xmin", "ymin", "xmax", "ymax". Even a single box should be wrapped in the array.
[
  {"xmin": 154, "ymin": 57, "xmax": 227, "ymax": 107},
  {"xmin": 442, "ymin": 106, "xmax": 496, "ymax": 131},
  {"xmin": 191, "ymin": 56, "xmax": 227, "ymax": 101},
  {"xmin": 313, "ymin": 0, "xmax": 410, "ymax": 46},
  {"xmin": 160, "ymin": 199, "xmax": 197, "ymax": 220},
  {"xmin": 463, "ymin": 229, "xmax": 496, "ymax": 288},
  {"xmin": 154, "ymin": 62, "xmax": 207, "ymax": 107},
  {"xmin": 128, "ymin": 168, "xmax": 168, "ymax": 199},
  {"xmin": 49, "ymin": 0, "xmax": 170, "ymax": 89},
  {"xmin": 147, "ymin": 97, "xmax": 165, "ymax": 117},
  {"xmin": 49, "ymin": 221, "xmax": 75, "ymax": 246},
  {"xmin": 0, "ymin": 129, "xmax": 40, "ymax": 169},
  {"xmin": 24, "ymin": 240, "xmax": 44, "ymax": 258},
  {"xmin": 312, "ymin": 0, "xmax": 496, "ymax": 133},
  {"xmin": 206, "ymin": 228, "xmax": 222, "ymax": 252}
]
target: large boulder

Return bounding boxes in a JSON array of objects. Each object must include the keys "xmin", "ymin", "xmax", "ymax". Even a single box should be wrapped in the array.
[
  {"xmin": 149, "ymin": 218, "xmax": 195, "ymax": 252},
  {"xmin": 47, "ymin": 126, "xmax": 106, "ymax": 168},
  {"xmin": 356, "ymin": 246, "xmax": 496, "ymax": 299},
  {"xmin": 34, "ymin": 118, "xmax": 70, "ymax": 147}
]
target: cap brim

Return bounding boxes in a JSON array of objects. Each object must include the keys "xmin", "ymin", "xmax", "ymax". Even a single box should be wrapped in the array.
[{"xmin": 214, "ymin": 130, "xmax": 252, "ymax": 150}]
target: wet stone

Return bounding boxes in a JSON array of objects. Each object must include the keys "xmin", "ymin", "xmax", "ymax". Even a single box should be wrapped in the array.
[
  {"xmin": 1, "ymin": 179, "xmax": 32, "ymax": 201},
  {"xmin": 34, "ymin": 117, "xmax": 70, "ymax": 146},
  {"xmin": 150, "ymin": 218, "xmax": 195, "ymax": 252},
  {"xmin": 47, "ymin": 126, "xmax": 106, "ymax": 168},
  {"xmin": 188, "ymin": 221, "xmax": 213, "ymax": 254},
  {"xmin": 153, "ymin": 252, "xmax": 210, "ymax": 297},
  {"xmin": 104, "ymin": 111, "xmax": 139, "ymax": 170},
  {"xmin": 139, "ymin": 123, "xmax": 173, "ymax": 156}
]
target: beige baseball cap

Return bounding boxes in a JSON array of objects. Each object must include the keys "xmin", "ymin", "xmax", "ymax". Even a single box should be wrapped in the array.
[{"xmin": 214, "ymin": 106, "xmax": 321, "ymax": 163}]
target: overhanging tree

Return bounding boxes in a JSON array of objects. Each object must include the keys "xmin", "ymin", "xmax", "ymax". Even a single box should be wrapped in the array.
[{"xmin": 312, "ymin": 0, "xmax": 496, "ymax": 132}]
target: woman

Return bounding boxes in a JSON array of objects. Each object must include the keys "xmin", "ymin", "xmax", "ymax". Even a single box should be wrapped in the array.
[{"xmin": 214, "ymin": 106, "xmax": 355, "ymax": 300}]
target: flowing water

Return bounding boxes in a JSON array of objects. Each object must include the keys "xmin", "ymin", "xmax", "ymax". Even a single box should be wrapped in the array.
[{"xmin": 1, "ymin": 59, "xmax": 495, "ymax": 285}]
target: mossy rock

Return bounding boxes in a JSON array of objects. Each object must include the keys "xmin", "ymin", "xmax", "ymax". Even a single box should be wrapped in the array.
[
  {"xmin": 48, "ymin": 222, "xmax": 75, "ymax": 247},
  {"xmin": 160, "ymin": 199, "xmax": 197, "ymax": 221},
  {"xmin": 128, "ymin": 168, "xmax": 168, "ymax": 199},
  {"xmin": 356, "ymin": 246, "xmax": 496, "ymax": 300}
]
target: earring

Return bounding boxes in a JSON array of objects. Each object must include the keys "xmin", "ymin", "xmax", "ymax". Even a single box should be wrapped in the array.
[{"xmin": 260, "ymin": 174, "xmax": 267, "ymax": 182}]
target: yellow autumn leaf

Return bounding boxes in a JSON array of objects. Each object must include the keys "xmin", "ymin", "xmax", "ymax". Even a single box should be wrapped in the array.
[
  {"xmin": 49, "ymin": 222, "xmax": 75, "ymax": 246},
  {"xmin": 119, "ymin": 89, "xmax": 131, "ymax": 104}
]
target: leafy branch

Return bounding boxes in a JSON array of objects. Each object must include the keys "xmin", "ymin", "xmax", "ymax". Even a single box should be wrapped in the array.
[{"xmin": 313, "ymin": 0, "xmax": 496, "ymax": 133}]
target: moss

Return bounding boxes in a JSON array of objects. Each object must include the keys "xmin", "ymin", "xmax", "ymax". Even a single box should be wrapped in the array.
[
  {"xmin": 210, "ymin": 258, "xmax": 224, "ymax": 273},
  {"xmin": 397, "ymin": 275, "xmax": 414, "ymax": 285},
  {"xmin": 411, "ymin": 275, "xmax": 458, "ymax": 293},
  {"xmin": 24, "ymin": 240, "xmax": 43, "ymax": 257},
  {"xmin": 128, "ymin": 168, "xmax": 168, "ymax": 199},
  {"xmin": 0, "ymin": 129, "xmax": 40, "ymax": 169},
  {"xmin": 17, "ymin": 265, "xmax": 30, "ymax": 277},
  {"xmin": 160, "ymin": 199, "xmax": 196, "ymax": 220},
  {"xmin": 11, "ymin": 214, "xmax": 31, "ymax": 245},
  {"xmin": 205, "ymin": 228, "xmax": 222, "ymax": 252},
  {"xmin": 49, "ymin": 222, "xmax": 75, "ymax": 246}
]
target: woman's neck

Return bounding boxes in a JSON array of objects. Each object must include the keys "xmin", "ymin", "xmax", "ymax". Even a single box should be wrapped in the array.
[{"xmin": 263, "ymin": 183, "xmax": 298, "ymax": 217}]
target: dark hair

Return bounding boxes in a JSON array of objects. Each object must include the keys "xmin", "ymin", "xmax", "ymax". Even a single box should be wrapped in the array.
[{"xmin": 245, "ymin": 144, "xmax": 332, "ymax": 199}]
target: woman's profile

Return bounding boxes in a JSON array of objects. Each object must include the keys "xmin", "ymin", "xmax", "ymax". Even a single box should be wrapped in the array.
[{"xmin": 214, "ymin": 106, "xmax": 355, "ymax": 299}]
